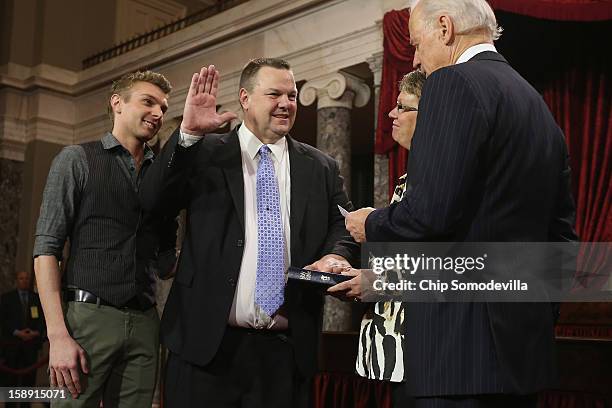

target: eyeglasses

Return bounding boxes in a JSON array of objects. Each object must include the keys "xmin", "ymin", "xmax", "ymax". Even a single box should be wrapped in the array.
[{"xmin": 396, "ymin": 102, "xmax": 418, "ymax": 113}]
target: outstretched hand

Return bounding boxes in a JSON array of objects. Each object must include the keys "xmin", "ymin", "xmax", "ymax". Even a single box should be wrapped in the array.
[{"xmin": 180, "ymin": 65, "xmax": 238, "ymax": 135}]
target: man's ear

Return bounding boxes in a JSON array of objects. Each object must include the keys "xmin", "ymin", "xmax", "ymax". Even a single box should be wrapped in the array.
[
  {"xmin": 239, "ymin": 88, "xmax": 249, "ymax": 111},
  {"xmin": 439, "ymin": 15, "xmax": 455, "ymax": 45},
  {"xmin": 110, "ymin": 93, "xmax": 122, "ymax": 115}
]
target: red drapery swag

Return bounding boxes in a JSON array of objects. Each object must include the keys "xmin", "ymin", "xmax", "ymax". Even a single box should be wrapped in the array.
[{"xmin": 375, "ymin": 9, "xmax": 414, "ymax": 199}]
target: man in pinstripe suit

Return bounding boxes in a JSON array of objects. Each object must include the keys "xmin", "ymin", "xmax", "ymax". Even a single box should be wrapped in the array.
[{"xmin": 345, "ymin": 0, "xmax": 578, "ymax": 406}]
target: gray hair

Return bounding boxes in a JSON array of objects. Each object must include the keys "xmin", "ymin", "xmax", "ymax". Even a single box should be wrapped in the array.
[
  {"xmin": 407, "ymin": 0, "xmax": 502, "ymax": 41},
  {"xmin": 399, "ymin": 70, "xmax": 426, "ymax": 98}
]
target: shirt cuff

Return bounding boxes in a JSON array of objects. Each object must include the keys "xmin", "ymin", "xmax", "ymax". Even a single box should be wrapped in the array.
[
  {"xmin": 32, "ymin": 235, "xmax": 64, "ymax": 261},
  {"xmin": 179, "ymin": 129, "xmax": 204, "ymax": 147}
]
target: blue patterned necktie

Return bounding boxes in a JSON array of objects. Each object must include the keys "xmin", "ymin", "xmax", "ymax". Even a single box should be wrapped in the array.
[{"xmin": 255, "ymin": 145, "xmax": 285, "ymax": 316}]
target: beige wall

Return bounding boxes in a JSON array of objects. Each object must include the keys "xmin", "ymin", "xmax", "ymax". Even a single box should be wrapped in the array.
[
  {"xmin": 41, "ymin": 0, "xmax": 117, "ymax": 70},
  {"xmin": 0, "ymin": 0, "xmax": 117, "ymax": 71},
  {"xmin": 2, "ymin": 0, "xmax": 43, "ymax": 67}
]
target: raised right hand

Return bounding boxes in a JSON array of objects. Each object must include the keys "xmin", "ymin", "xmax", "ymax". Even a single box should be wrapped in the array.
[
  {"xmin": 48, "ymin": 334, "xmax": 89, "ymax": 399},
  {"xmin": 180, "ymin": 65, "xmax": 238, "ymax": 135}
]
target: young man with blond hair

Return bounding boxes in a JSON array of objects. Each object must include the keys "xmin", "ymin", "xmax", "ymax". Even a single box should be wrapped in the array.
[{"xmin": 34, "ymin": 70, "xmax": 176, "ymax": 407}]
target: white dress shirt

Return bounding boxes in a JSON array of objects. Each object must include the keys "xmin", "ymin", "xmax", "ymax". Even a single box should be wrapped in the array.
[
  {"xmin": 180, "ymin": 124, "xmax": 291, "ymax": 329},
  {"xmin": 456, "ymin": 43, "xmax": 497, "ymax": 65}
]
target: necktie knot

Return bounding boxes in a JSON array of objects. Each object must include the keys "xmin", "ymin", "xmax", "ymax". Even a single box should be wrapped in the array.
[{"xmin": 259, "ymin": 145, "xmax": 271, "ymax": 158}]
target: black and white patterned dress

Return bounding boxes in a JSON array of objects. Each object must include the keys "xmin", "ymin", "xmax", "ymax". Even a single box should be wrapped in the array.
[{"xmin": 356, "ymin": 174, "xmax": 407, "ymax": 382}]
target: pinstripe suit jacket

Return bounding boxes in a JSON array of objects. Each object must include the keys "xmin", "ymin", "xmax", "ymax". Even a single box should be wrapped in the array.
[{"xmin": 366, "ymin": 52, "xmax": 577, "ymax": 396}]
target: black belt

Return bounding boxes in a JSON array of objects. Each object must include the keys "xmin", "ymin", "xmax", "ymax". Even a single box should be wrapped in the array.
[
  {"xmin": 65, "ymin": 289, "xmax": 153, "ymax": 311},
  {"xmin": 225, "ymin": 326, "xmax": 290, "ymax": 343}
]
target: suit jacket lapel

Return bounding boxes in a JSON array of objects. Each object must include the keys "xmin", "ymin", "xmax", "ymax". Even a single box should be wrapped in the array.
[
  {"xmin": 220, "ymin": 129, "xmax": 245, "ymax": 230},
  {"xmin": 288, "ymin": 136, "xmax": 314, "ymax": 261}
]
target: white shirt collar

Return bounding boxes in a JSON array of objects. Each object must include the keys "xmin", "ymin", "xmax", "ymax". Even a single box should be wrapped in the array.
[
  {"xmin": 238, "ymin": 122, "xmax": 287, "ymax": 162},
  {"xmin": 456, "ymin": 43, "xmax": 497, "ymax": 65}
]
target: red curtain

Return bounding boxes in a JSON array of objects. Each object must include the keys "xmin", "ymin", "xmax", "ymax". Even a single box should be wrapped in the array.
[
  {"xmin": 543, "ymin": 68, "xmax": 612, "ymax": 243},
  {"xmin": 375, "ymin": 9, "xmax": 414, "ymax": 198},
  {"xmin": 543, "ymin": 65, "xmax": 611, "ymax": 288}
]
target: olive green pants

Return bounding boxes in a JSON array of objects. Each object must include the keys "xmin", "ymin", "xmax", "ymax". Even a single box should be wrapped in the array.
[{"xmin": 53, "ymin": 301, "xmax": 159, "ymax": 408}]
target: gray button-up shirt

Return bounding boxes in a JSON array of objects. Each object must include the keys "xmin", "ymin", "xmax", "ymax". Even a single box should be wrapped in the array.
[{"xmin": 33, "ymin": 133, "xmax": 155, "ymax": 260}]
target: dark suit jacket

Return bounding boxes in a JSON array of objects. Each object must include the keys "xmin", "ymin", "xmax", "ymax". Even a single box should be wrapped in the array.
[
  {"xmin": 0, "ymin": 289, "xmax": 45, "ymax": 348},
  {"xmin": 366, "ymin": 52, "xmax": 578, "ymax": 396},
  {"xmin": 140, "ymin": 127, "xmax": 357, "ymax": 376}
]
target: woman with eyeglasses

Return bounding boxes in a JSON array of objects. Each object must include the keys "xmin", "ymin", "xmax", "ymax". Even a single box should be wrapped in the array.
[{"xmin": 355, "ymin": 69, "xmax": 426, "ymax": 407}]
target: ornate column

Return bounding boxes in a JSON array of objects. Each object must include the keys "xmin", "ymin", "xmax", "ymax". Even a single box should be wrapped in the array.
[
  {"xmin": 366, "ymin": 52, "xmax": 389, "ymax": 209},
  {"xmin": 300, "ymin": 72, "xmax": 370, "ymax": 197},
  {"xmin": 300, "ymin": 72, "xmax": 370, "ymax": 332}
]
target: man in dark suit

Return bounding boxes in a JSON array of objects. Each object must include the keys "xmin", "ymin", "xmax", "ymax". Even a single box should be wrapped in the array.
[
  {"xmin": 345, "ymin": 0, "xmax": 577, "ymax": 407},
  {"xmin": 1, "ymin": 271, "xmax": 46, "ymax": 396},
  {"xmin": 140, "ymin": 58, "xmax": 357, "ymax": 407}
]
